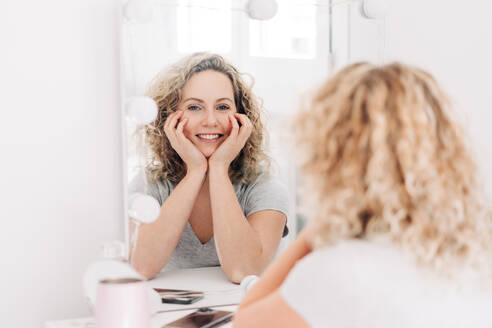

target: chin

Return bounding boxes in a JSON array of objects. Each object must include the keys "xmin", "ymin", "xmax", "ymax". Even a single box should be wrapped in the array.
[{"xmin": 199, "ymin": 148, "xmax": 216, "ymax": 158}]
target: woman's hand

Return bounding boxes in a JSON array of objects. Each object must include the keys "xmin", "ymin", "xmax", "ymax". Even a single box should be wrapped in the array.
[
  {"xmin": 209, "ymin": 113, "xmax": 252, "ymax": 170},
  {"xmin": 164, "ymin": 111, "xmax": 207, "ymax": 174}
]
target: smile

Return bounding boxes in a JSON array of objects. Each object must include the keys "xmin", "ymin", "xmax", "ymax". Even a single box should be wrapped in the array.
[{"xmin": 196, "ymin": 134, "xmax": 223, "ymax": 142}]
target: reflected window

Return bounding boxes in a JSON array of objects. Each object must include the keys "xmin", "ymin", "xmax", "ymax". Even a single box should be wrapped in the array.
[
  {"xmin": 177, "ymin": 0, "xmax": 231, "ymax": 53},
  {"xmin": 249, "ymin": 0, "xmax": 316, "ymax": 59}
]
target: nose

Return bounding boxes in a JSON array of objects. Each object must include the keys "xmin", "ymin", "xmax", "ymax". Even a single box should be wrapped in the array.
[{"xmin": 203, "ymin": 108, "xmax": 218, "ymax": 126}]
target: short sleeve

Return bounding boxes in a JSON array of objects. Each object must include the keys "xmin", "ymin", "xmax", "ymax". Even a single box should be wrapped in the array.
[
  {"xmin": 279, "ymin": 246, "xmax": 364, "ymax": 328},
  {"xmin": 280, "ymin": 250, "xmax": 330, "ymax": 327},
  {"xmin": 241, "ymin": 174, "xmax": 289, "ymax": 236}
]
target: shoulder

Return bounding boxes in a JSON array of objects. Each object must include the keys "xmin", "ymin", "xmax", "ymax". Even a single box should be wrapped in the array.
[
  {"xmin": 236, "ymin": 172, "xmax": 289, "ymax": 219},
  {"xmin": 240, "ymin": 172, "xmax": 287, "ymax": 196},
  {"xmin": 281, "ymin": 240, "xmax": 492, "ymax": 327},
  {"xmin": 280, "ymin": 241, "xmax": 416, "ymax": 325},
  {"xmin": 285, "ymin": 240, "xmax": 415, "ymax": 285}
]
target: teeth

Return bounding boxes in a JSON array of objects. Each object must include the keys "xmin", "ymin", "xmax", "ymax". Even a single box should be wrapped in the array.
[{"xmin": 198, "ymin": 134, "xmax": 220, "ymax": 140}]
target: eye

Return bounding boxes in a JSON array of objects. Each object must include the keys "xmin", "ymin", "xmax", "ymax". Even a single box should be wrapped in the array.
[
  {"xmin": 217, "ymin": 104, "xmax": 230, "ymax": 111},
  {"xmin": 187, "ymin": 105, "xmax": 201, "ymax": 111}
]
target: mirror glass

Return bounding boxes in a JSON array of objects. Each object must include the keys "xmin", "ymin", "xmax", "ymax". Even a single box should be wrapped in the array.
[{"xmin": 120, "ymin": 0, "xmax": 361, "ymax": 260}]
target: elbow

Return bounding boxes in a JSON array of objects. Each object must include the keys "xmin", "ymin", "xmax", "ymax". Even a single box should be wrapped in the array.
[
  {"xmin": 225, "ymin": 267, "xmax": 261, "ymax": 284},
  {"xmin": 139, "ymin": 269, "xmax": 158, "ymax": 281},
  {"xmin": 228, "ymin": 271, "xmax": 246, "ymax": 284},
  {"xmin": 222, "ymin": 249, "xmax": 267, "ymax": 283},
  {"xmin": 131, "ymin": 259, "xmax": 159, "ymax": 280}
]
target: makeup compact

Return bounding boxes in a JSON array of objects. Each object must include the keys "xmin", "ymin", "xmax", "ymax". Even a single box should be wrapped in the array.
[{"xmin": 154, "ymin": 288, "xmax": 205, "ymax": 305}]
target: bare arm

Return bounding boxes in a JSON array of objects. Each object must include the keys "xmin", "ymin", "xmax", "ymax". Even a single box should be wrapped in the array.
[
  {"xmin": 130, "ymin": 169, "xmax": 206, "ymax": 279},
  {"xmin": 208, "ymin": 113, "xmax": 286, "ymax": 283},
  {"xmin": 238, "ymin": 227, "xmax": 312, "ymax": 308},
  {"xmin": 233, "ymin": 291, "xmax": 309, "ymax": 328},
  {"xmin": 233, "ymin": 228, "xmax": 312, "ymax": 327},
  {"xmin": 131, "ymin": 111, "xmax": 208, "ymax": 279},
  {"xmin": 208, "ymin": 165, "xmax": 286, "ymax": 283}
]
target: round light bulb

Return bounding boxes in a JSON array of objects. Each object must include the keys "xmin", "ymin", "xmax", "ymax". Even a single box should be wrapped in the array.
[
  {"xmin": 126, "ymin": 96, "xmax": 158, "ymax": 125},
  {"xmin": 240, "ymin": 275, "xmax": 259, "ymax": 293},
  {"xmin": 360, "ymin": 0, "xmax": 390, "ymax": 19},
  {"xmin": 247, "ymin": 0, "xmax": 278, "ymax": 20},
  {"xmin": 124, "ymin": 0, "xmax": 153, "ymax": 23},
  {"xmin": 128, "ymin": 193, "xmax": 160, "ymax": 224}
]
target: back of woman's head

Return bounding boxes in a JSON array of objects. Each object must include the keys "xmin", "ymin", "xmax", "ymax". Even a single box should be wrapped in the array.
[{"xmin": 294, "ymin": 62, "xmax": 491, "ymax": 273}]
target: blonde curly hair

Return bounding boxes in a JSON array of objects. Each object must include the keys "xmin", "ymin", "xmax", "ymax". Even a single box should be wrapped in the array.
[
  {"xmin": 145, "ymin": 53, "xmax": 269, "ymax": 185},
  {"xmin": 294, "ymin": 62, "xmax": 492, "ymax": 273}
]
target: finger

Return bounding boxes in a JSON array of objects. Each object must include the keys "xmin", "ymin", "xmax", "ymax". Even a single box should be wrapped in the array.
[
  {"xmin": 229, "ymin": 113, "xmax": 240, "ymax": 138},
  {"xmin": 164, "ymin": 111, "xmax": 176, "ymax": 129},
  {"xmin": 173, "ymin": 111, "xmax": 184, "ymax": 129},
  {"xmin": 164, "ymin": 112, "xmax": 183, "ymax": 145},
  {"xmin": 165, "ymin": 128, "xmax": 178, "ymax": 149},
  {"xmin": 234, "ymin": 113, "xmax": 252, "ymax": 129},
  {"xmin": 176, "ymin": 118, "xmax": 197, "ymax": 149},
  {"xmin": 164, "ymin": 113, "xmax": 175, "ymax": 135},
  {"xmin": 165, "ymin": 111, "xmax": 183, "ymax": 131},
  {"xmin": 164, "ymin": 112, "xmax": 183, "ymax": 140},
  {"xmin": 235, "ymin": 113, "xmax": 252, "ymax": 140},
  {"xmin": 176, "ymin": 117, "xmax": 187, "ymax": 137}
]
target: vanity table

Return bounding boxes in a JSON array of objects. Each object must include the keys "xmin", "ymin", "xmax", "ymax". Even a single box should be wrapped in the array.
[{"xmin": 45, "ymin": 267, "xmax": 243, "ymax": 328}]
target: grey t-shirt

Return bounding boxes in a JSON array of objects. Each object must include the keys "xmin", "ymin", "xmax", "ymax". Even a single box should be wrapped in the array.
[{"xmin": 133, "ymin": 173, "xmax": 289, "ymax": 271}]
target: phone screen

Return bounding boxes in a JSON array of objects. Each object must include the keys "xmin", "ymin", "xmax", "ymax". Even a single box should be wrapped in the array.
[{"xmin": 163, "ymin": 308, "xmax": 233, "ymax": 328}]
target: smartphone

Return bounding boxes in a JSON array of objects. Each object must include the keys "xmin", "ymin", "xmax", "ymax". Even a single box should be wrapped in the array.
[
  {"xmin": 154, "ymin": 288, "xmax": 204, "ymax": 305},
  {"xmin": 163, "ymin": 307, "xmax": 233, "ymax": 328}
]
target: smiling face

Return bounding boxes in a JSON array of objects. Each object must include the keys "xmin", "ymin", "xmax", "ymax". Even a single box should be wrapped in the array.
[{"xmin": 178, "ymin": 70, "xmax": 237, "ymax": 158}]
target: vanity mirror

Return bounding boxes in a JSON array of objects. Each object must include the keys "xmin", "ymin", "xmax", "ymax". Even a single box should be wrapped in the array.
[{"xmin": 120, "ymin": 0, "xmax": 386, "ymax": 274}]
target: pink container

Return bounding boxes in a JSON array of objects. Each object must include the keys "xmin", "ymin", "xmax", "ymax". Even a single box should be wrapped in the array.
[{"xmin": 95, "ymin": 278, "xmax": 150, "ymax": 328}]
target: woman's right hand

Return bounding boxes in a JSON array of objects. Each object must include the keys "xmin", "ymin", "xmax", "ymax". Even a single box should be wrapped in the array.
[{"xmin": 164, "ymin": 111, "xmax": 207, "ymax": 174}]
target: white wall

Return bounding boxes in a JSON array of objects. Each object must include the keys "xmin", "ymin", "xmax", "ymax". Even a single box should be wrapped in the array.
[
  {"xmin": 0, "ymin": 1, "xmax": 123, "ymax": 326},
  {"xmin": 350, "ymin": 0, "xmax": 492, "ymax": 195}
]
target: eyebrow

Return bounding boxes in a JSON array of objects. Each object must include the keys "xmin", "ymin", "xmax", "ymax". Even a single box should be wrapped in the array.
[
  {"xmin": 183, "ymin": 97, "xmax": 233, "ymax": 103},
  {"xmin": 216, "ymin": 97, "xmax": 234, "ymax": 103},
  {"xmin": 183, "ymin": 97, "xmax": 205, "ymax": 103}
]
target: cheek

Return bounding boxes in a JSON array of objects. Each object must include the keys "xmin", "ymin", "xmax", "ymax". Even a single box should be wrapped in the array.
[
  {"xmin": 182, "ymin": 125, "xmax": 191, "ymax": 137},
  {"xmin": 181, "ymin": 114, "xmax": 194, "ymax": 136},
  {"xmin": 219, "ymin": 116, "xmax": 232, "ymax": 133}
]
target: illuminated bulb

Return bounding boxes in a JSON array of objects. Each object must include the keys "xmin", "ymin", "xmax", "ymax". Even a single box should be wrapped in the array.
[
  {"xmin": 360, "ymin": 0, "xmax": 390, "ymax": 19},
  {"xmin": 124, "ymin": 0, "xmax": 153, "ymax": 23},
  {"xmin": 128, "ymin": 193, "xmax": 160, "ymax": 224},
  {"xmin": 247, "ymin": 0, "xmax": 278, "ymax": 20},
  {"xmin": 240, "ymin": 275, "xmax": 259, "ymax": 293},
  {"xmin": 126, "ymin": 96, "xmax": 158, "ymax": 125},
  {"xmin": 100, "ymin": 240, "xmax": 126, "ymax": 260}
]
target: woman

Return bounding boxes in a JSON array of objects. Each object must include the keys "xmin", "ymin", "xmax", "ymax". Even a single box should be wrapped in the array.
[
  {"xmin": 234, "ymin": 62, "xmax": 492, "ymax": 327},
  {"xmin": 130, "ymin": 53, "xmax": 288, "ymax": 283}
]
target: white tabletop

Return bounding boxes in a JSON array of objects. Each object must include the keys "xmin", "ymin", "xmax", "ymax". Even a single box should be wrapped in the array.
[{"xmin": 45, "ymin": 267, "xmax": 242, "ymax": 328}]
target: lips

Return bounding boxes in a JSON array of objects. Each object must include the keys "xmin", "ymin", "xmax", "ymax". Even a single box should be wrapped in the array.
[{"xmin": 196, "ymin": 133, "xmax": 224, "ymax": 142}]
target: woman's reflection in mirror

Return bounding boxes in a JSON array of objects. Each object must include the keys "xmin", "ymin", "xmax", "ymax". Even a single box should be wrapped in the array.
[{"xmin": 130, "ymin": 53, "xmax": 288, "ymax": 283}]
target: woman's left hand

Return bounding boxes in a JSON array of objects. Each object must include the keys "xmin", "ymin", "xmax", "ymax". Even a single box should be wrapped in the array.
[{"xmin": 209, "ymin": 113, "xmax": 252, "ymax": 169}]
